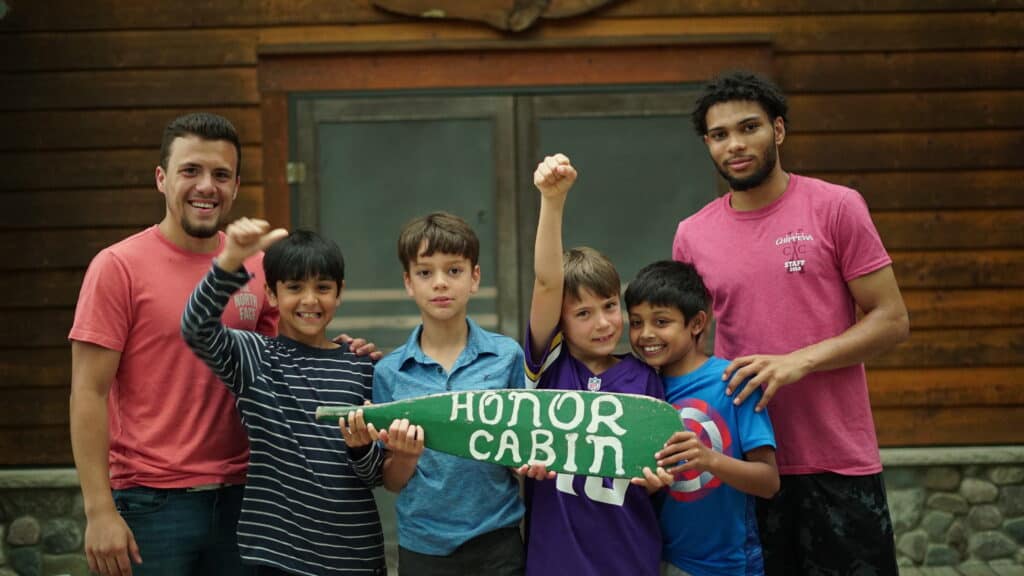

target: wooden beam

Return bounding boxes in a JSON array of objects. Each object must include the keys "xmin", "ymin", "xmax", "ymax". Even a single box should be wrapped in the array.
[
  {"xmin": 0, "ymin": 270, "xmax": 85, "ymax": 309},
  {"xmin": 778, "ymin": 50, "xmax": 1024, "ymax": 93},
  {"xmin": 0, "ymin": 309, "xmax": 74, "ymax": 347},
  {"xmin": 261, "ymin": 93, "xmax": 290, "ymax": 228},
  {"xmin": 0, "ymin": 426, "xmax": 71, "ymax": 466},
  {"xmin": 1, "ymin": 0, "xmax": 386, "ymax": 32},
  {"xmin": 0, "ymin": 348, "xmax": 70, "ymax": 389},
  {"xmin": 3, "ymin": 387, "xmax": 71, "ymax": 427},
  {"xmin": 788, "ymin": 91, "xmax": 1024, "ymax": 133},
  {"xmin": 0, "ymin": 107, "xmax": 261, "ymax": 152},
  {"xmin": 901, "ymin": 289, "xmax": 1024, "ymax": 329},
  {"xmin": 258, "ymin": 44, "xmax": 773, "ymax": 92},
  {"xmin": 873, "ymin": 210, "xmax": 1024, "ymax": 251},
  {"xmin": 807, "ymin": 170, "xmax": 1024, "ymax": 211},
  {"xmin": 605, "ymin": 0, "xmax": 1024, "ymax": 17},
  {"xmin": 868, "ymin": 367, "xmax": 1024, "ymax": 407},
  {"xmin": 4, "ymin": 0, "xmax": 1020, "ymax": 33},
  {"xmin": 0, "ymin": 228, "xmax": 143, "ymax": 270},
  {"xmin": 870, "ymin": 327, "xmax": 1024, "ymax": 368},
  {"xmin": 892, "ymin": 250, "xmax": 1024, "ymax": 289},
  {"xmin": 0, "ymin": 68, "xmax": 258, "ymax": 111},
  {"xmin": 784, "ymin": 131, "xmax": 1024, "ymax": 172},
  {"xmin": 874, "ymin": 406, "xmax": 1024, "ymax": 446},
  {"xmin": 0, "ymin": 148, "xmax": 263, "ymax": 190}
]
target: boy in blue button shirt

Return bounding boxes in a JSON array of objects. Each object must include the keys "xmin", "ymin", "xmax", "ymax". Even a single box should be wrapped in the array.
[{"xmin": 371, "ymin": 211, "xmax": 526, "ymax": 576}]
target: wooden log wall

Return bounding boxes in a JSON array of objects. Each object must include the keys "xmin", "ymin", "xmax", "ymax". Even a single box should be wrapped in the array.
[{"xmin": 0, "ymin": 0, "xmax": 1021, "ymax": 465}]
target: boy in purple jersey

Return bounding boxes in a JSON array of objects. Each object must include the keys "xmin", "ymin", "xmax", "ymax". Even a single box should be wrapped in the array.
[
  {"xmin": 625, "ymin": 260, "xmax": 779, "ymax": 576},
  {"xmin": 521, "ymin": 154, "xmax": 665, "ymax": 576}
]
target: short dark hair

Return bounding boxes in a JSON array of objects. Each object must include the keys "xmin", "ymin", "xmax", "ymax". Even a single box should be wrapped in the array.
[
  {"xmin": 563, "ymin": 247, "xmax": 620, "ymax": 302},
  {"xmin": 624, "ymin": 260, "xmax": 709, "ymax": 324},
  {"xmin": 263, "ymin": 230, "xmax": 345, "ymax": 294},
  {"xmin": 691, "ymin": 71, "xmax": 788, "ymax": 136},
  {"xmin": 159, "ymin": 112, "xmax": 242, "ymax": 173},
  {"xmin": 397, "ymin": 212, "xmax": 480, "ymax": 272}
]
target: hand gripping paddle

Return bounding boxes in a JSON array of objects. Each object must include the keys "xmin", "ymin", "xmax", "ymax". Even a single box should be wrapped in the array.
[{"xmin": 317, "ymin": 389, "xmax": 683, "ymax": 479}]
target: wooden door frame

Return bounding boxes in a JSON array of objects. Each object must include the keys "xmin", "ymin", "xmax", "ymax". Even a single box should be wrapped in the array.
[{"xmin": 257, "ymin": 38, "xmax": 774, "ymax": 227}]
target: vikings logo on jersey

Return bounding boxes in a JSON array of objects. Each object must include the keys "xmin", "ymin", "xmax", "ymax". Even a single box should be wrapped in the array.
[{"xmin": 668, "ymin": 397, "xmax": 732, "ymax": 502}]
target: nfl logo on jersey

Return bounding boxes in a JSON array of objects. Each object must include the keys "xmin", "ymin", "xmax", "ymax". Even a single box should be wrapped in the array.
[{"xmin": 587, "ymin": 376, "xmax": 602, "ymax": 391}]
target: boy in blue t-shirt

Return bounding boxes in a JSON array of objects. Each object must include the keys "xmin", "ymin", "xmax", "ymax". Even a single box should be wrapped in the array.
[
  {"xmin": 624, "ymin": 260, "xmax": 780, "ymax": 576},
  {"xmin": 371, "ymin": 211, "xmax": 525, "ymax": 576}
]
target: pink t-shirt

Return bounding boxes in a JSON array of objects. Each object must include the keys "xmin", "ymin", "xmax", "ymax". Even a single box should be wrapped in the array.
[
  {"xmin": 69, "ymin": 226, "xmax": 278, "ymax": 489},
  {"xmin": 673, "ymin": 174, "xmax": 891, "ymax": 475}
]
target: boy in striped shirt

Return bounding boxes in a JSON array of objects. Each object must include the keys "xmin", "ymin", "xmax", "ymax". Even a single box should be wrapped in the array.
[{"xmin": 182, "ymin": 217, "xmax": 386, "ymax": 576}]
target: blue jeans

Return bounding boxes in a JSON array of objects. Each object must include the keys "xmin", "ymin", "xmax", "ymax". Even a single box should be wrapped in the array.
[{"xmin": 112, "ymin": 485, "xmax": 254, "ymax": 576}]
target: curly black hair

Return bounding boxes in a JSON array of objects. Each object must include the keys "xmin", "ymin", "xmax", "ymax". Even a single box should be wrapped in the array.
[{"xmin": 691, "ymin": 71, "xmax": 788, "ymax": 136}]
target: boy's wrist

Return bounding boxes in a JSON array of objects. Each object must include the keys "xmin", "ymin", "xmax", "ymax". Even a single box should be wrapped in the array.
[{"xmin": 214, "ymin": 253, "xmax": 244, "ymax": 273}]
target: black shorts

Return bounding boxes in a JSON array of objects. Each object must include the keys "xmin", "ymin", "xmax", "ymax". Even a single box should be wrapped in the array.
[
  {"xmin": 756, "ymin": 472, "xmax": 898, "ymax": 576},
  {"xmin": 398, "ymin": 526, "xmax": 523, "ymax": 576}
]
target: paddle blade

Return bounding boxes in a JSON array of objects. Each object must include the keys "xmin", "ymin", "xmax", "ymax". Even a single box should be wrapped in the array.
[{"xmin": 318, "ymin": 390, "xmax": 682, "ymax": 479}]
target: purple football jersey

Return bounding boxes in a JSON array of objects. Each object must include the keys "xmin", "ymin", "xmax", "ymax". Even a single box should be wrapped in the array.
[{"xmin": 523, "ymin": 327, "xmax": 664, "ymax": 576}]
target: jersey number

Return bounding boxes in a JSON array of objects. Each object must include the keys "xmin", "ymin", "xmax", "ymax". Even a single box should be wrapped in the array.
[{"xmin": 555, "ymin": 473, "xmax": 629, "ymax": 506}]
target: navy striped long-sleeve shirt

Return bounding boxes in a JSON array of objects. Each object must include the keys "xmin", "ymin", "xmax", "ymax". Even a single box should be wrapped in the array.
[{"xmin": 182, "ymin": 263, "xmax": 386, "ymax": 576}]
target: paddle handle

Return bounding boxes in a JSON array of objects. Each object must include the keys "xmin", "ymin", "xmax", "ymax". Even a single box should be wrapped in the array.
[{"xmin": 315, "ymin": 403, "xmax": 415, "ymax": 427}]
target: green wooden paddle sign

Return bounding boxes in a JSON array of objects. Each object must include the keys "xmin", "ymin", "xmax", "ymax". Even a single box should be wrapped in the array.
[{"xmin": 316, "ymin": 390, "xmax": 683, "ymax": 479}]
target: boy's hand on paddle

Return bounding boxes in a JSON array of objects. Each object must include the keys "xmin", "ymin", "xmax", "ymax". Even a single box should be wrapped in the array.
[
  {"xmin": 514, "ymin": 463, "xmax": 556, "ymax": 481},
  {"xmin": 631, "ymin": 466, "xmax": 675, "ymax": 495},
  {"xmin": 723, "ymin": 351, "xmax": 810, "ymax": 412},
  {"xmin": 339, "ymin": 409, "xmax": 378, "ymax": 449},
  {"xmin": 217, "ymin": 218, "xmax": 288, "ymax": 273},
  {"xmin": 654, "ymin": 430, "xmax": 690, "ymax": 471},
  {"xmin": 333, "ymin": 333, "xmax": 383, "ymax": 362},
  {"xmin": 378, "ymin": 419, "xmax": 425, "ymax": 460},
  {"xmin": 533, "ymin": 153, "xmax": 577, "ymax": 201},
  {"xmin": 657, "ymin": 430, "xmax": 718, "ymax": 473}
]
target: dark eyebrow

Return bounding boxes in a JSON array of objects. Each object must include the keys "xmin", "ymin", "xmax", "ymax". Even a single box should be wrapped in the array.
[{"xmin": 708, "ymin": 115, "xmax": 763, "ymax": 132}]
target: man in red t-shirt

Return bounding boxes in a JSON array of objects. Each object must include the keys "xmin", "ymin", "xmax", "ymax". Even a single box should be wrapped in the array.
[{"xmin": 69, "ymin": 113, "xmax": 277, "ymax": 576}]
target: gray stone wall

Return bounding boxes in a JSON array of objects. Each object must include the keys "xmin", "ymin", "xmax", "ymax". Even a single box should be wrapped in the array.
[
  {"xmin": 884, "ymin": 447, "xmax": 1024, "ymax": 575},
  {"xmin": 2, "ymin": 450, "xmax": 1023, "ymax": 576},
  {"xmin": 0, "ymin": 470, "xmax": 88, "ymax": 576}
]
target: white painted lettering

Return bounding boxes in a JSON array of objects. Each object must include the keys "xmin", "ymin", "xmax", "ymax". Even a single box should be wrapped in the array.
[
  {"xmin": 450, "ymin": 392, "xmax": 475, "ymax": 422},
  {"xmin": 479, "ymin": 391, "xmax": 504, "ymax": 425},
  {"xmin": 549, "ymin": 392, "xmax": 585, "ymax": 431},
  {"xmin": 586, "ymin": 395, "xmax": 626, "ymax": 436},
  {"xmin": 469, "ymin": 429, "xmax": 492, "ymax": 459}
]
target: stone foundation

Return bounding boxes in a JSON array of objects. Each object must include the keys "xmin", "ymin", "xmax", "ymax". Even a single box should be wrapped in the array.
[
  {"xmin": 1, "ymin": 447, "xmax": 1022, "ymax": 576},
  {"xmin": 0, "ymin": 469, "xmax": 86, "ymax": 576},
  {"xmin": 883, "ymin": 446, "xmax": 1024, "ymax": 573}
]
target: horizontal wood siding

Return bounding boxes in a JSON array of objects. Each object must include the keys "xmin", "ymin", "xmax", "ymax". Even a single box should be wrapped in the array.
[{"xmin": 0, "ymin": 0, "xmax": 1020, "ymax": 464}]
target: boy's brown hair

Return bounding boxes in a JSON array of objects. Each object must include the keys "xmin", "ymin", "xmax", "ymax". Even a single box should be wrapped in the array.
[
  {"xmin": 397, "ymin": 211, "xmax": 480, "ymax": 272},
  {"xmin": 562, "ymin": 247, "xmax": 620, "ymax": 302}
]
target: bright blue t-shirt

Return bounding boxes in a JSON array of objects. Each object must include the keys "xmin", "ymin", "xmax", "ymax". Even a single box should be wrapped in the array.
[
  {"xmin": 372, "ymin": 318, "xmax": 525, "ymax": 556},
  {"xmin": 660, "ymin": 356, "xmax": 776, "ymax": 576}
]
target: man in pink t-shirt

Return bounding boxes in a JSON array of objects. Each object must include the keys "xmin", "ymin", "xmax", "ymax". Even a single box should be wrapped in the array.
[
  {"xmin": 673, "ymin": 71, "xmax": 909, "ymax": 575},
  {"xmin": 68, "ymin": 113, "xmax": 278, "ymax": 576}
]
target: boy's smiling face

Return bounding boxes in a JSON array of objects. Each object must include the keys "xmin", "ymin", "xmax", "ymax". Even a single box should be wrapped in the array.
[
  {"xmin": 560, "ymin": 288, "xmax": 623, "ymax": 368},
  {"xmin": 403, "ymin": 241, "xmax": 480, "ymax": 324},
  {"xmin": 628, "ymin": 302, "xmax": 703, "ymax": 378},
  {"xmin": 268, "ymin": 276, "xmax": 342, "ymax": 348}
]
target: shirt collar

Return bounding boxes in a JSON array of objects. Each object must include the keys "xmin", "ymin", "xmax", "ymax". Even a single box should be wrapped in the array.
[{"xmin": 397, "ymin": 317, "xmax": 498, "ymax": 370}]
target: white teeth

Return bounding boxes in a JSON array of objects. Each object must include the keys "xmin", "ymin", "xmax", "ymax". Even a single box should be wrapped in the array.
[
  {"xmin": 190, "ymin": 201, "xmax": 215, "ymax": 209},
  {"xmin": 297, "ymin": 312, "xmax": 320, "ymax": 319},
  {"xmin": 643, "ymin": 345, "xmax": 664, "ymax": 353}
]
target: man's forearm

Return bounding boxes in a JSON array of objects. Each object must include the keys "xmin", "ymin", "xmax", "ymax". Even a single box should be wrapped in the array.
[
  {"xmin": 792, "ymin": 304, "xmax": 910, "ymax": 376},
  {"xmin": 70, "ymin": 389, "xmax": 116, "ymax": 517}
]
